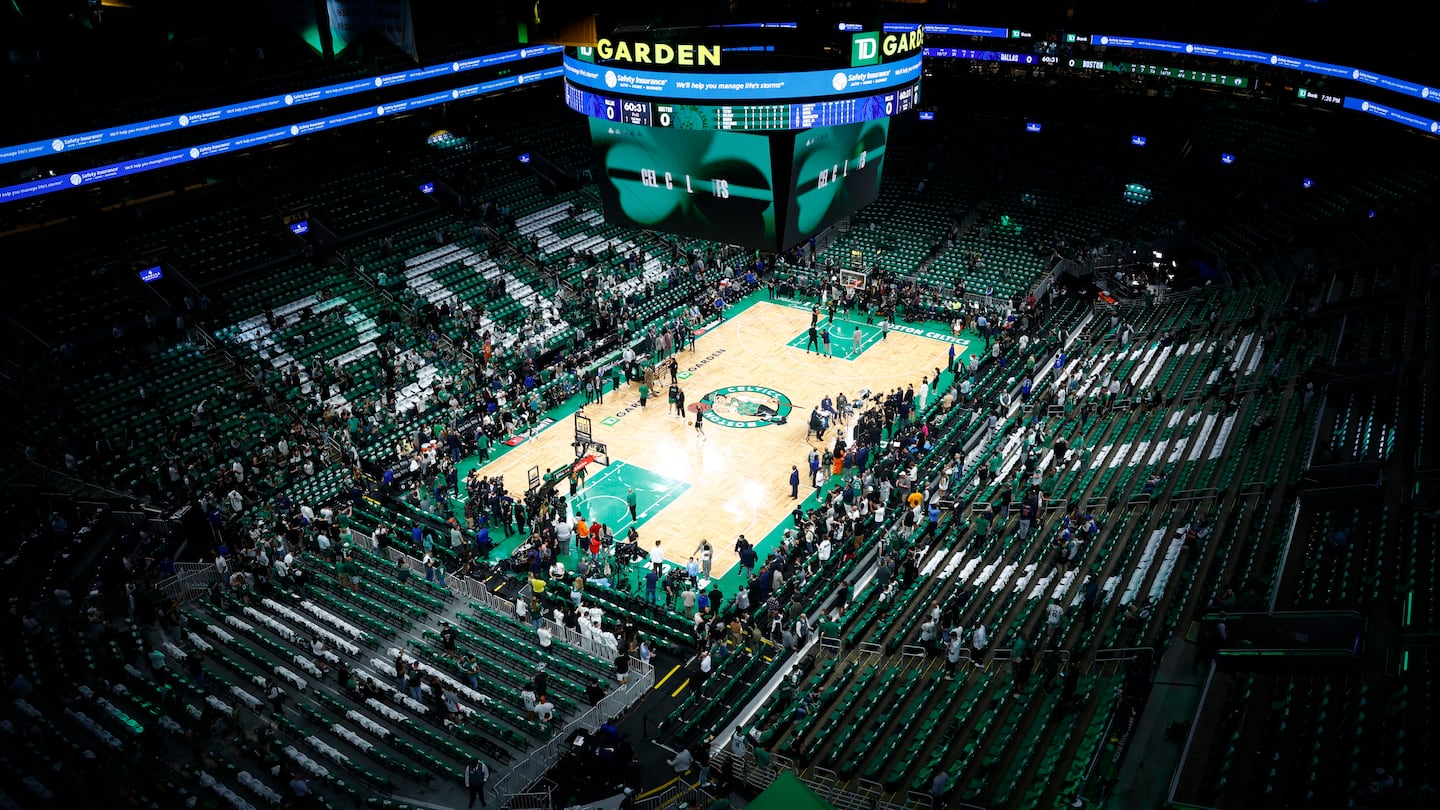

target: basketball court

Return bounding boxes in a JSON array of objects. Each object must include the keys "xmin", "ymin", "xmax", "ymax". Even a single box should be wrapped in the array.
[{"xmin": 460, "ymin": 294, "xmax": 980, "ymax": 593}]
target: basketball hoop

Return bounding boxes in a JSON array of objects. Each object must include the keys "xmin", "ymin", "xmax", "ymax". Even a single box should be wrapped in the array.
[{"xmin": 569, "ymin": 454, "xmax": 596, "ymax": 476}]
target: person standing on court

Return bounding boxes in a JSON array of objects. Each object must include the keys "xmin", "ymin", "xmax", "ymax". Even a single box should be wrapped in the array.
[
  {"xmin": 674, "ymin": 386, "xmax": 686, "ymax": 418},
  {"xmin": 821, "ymin": 326, "xmax": 832, "ymax": 357},
  {"xmin": 626, "ymin": 487, "xmax": 637, "ymax": 521},
  {"xmin": 696, "ymin": 540, "xmax": 714, "ymax": 579},
  {"xmin": 789, "ymin": 465, "xmax": 800, "ymax": 499},
  {"xmin": 805, "ymin": 324, "xmax": 820, "ymax": 354},
  {"xmin": 694, "ymin": 407, "xmax": 706, "ymax": 440},
  {"xmin": 852, "ymin": 326, "xmax": 862, "ymax": 357},
  {"xmin": 638, "ymin": 380, "xmax": 649, "ymax": 408}
]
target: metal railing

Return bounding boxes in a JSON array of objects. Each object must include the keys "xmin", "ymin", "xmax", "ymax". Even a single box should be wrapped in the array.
[
  {"xmin": 341, "ymin": 528, "xmax": 657, "ymax": 807},
  {"xmin": 1165, "ymin": 661, "xmax": 1219, "ymax": 810},
  {"xmin": 155, "ymin": 562, "xmax": 220, "ymax": 605},
  {"xmin": 501, "ymin": 787, "xmax": 554, "ymax": 810},
  {"xmin": 1091, "ymin": 646, "xmax": 1154, "ymax": 674},
  {"xmin": 347, "ymin": 529, "xmax": 653, "ymax": 666},
  {"xmin": 491, "ymin": 663, "xmax": 654, "ymax": 804},
  {"xmin": 1267, "ymin": 500, "xmax": 1305, "ymax": 613},
  {"xmin": 631, "ymin": 781, "xmax": 721, "ymax": 810},
  {"xmin": 26, "ymin": 461, "xmax": 140, "ymax": 503}
]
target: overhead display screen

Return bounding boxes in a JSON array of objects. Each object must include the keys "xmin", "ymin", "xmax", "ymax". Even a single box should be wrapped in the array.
[
  {"xmin": 563, "ymin": 54, "xmax": 922, "ymax": 101},
  {"xmin": 784, "ymin": 119, "xmax": 889, "ymax": 248},
  {"xmin": 564, "ymin": 82, "xmax": 918, "ymax": 131},
  {"xmin": 588, "ymin": 119, "xmax": 777, "ymax": 249},
  {"xmin": 1102, "ymin": 62, "xmax": 1249, "ymax": 88},
  {"xmin": 924, "ymin": 47, "xmax": 1042, "ymax": 65}
]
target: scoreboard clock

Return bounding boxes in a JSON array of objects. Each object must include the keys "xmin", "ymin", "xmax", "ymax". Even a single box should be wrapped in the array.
[{"xmin": 565, "ymin": 82, "xmax": 919, "ymax": 131}]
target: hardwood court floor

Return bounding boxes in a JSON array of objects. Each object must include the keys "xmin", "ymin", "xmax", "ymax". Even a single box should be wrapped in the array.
[{"xmin": 473, "ymin": 299, "xmax": 977, "ymax": 576}]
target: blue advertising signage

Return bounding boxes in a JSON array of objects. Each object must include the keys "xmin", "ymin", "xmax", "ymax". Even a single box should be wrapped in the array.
[
  {"xmin": 0, "ymin": 45, "xmax": 563, "ymax": 167},
  {"xmin": 1092, "ymin": 34, "xmax": 1440, "ymax": 105},
  {"xmin": 563, "ymin": 82, "xmax": 918, "ymax": 130},
  {"xmin": 0, "ymin": 67, "xmax": 564, "ymax": 205},
  {"xmin": 881, "ymin": 23, "xmax": 1009, "ymax": 38},
  {"xmin": 561, "ymin": 53, "xmax": 922, "ymax": 101},
  {"xmin": 138, "ymin": 266, "xmax": 164, "ymax": 283},
  {"xmin": 921, "ymin": 24, "xmax": 1010, "ymax": 38},
  {"xmin": 1343, "ymin": 97, "xmax": 1440, "ymax": 135}
]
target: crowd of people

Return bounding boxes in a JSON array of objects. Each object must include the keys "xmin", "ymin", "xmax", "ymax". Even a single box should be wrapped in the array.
[{"xmin": 14, "ymin": 227, "xmax": 1168, "ymax": 809}]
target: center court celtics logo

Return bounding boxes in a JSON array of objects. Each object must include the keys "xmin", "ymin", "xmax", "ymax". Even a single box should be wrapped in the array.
[{"xmin": 697, "ymin": 385, "xmax": 794, "ymax": 429}]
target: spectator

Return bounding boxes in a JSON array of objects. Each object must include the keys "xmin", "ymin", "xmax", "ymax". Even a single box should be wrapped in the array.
[{"xmin": 667, "ymin": 745, "xmax": 693, "ymax": 774}]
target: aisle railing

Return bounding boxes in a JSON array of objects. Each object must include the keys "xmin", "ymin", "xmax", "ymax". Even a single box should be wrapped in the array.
[
  {"xmin": 489, "ymin": 658, "xmax": 653, "ymax": 802},
  {"xmin": 155, "ymin": 562, "xmax": 220, "ymax": 605},
  {"xmin": 344, "ymin": 528, "xmax": 655, "ymax": 804}
]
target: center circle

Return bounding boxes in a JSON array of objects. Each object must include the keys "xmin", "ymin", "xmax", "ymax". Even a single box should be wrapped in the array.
[{"xmin": 699, "ymin": 385, "xmax": 793, "ymax": 429}]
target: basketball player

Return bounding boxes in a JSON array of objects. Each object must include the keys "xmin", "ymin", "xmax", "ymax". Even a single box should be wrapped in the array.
[{"xmin": 694, "ymin": 407, "xmax": 706, "ymax": 440}]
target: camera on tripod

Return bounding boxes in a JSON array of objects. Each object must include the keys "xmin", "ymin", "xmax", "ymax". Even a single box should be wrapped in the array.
[
  {"xmin": 663, "ymin": 567, "xmax": 691, "ymax": 589},
  {"xmin": 614, "ymin": 541, "xmax": 644, "ymax": 565}
]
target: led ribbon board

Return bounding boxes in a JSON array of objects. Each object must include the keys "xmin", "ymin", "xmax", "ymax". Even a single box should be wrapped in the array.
[
  {"xmin": 0, "ymin": 67, "xmax": 564, "ymax": 204},
  {"xmin": 1343, "ymin": 97, "xmax": 1440, "ymax": 135},
  {"xmin": 564, "ymin": 83, "xmax": 918, "ymax": 130},
  {"xmin": 0, "ymin": 45, "xmax": 563, "ymax": 166},
  {"xmin": 562, "ymin": 53, "xmax": 922, "ymax": 101},
  {"xmin": 1091, "ymin": 35, "xmax": 1440, "ymax": 104},
  {"xmin": 878, "ymin": 23, "xmax": 1009, "ymax": 38}
]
